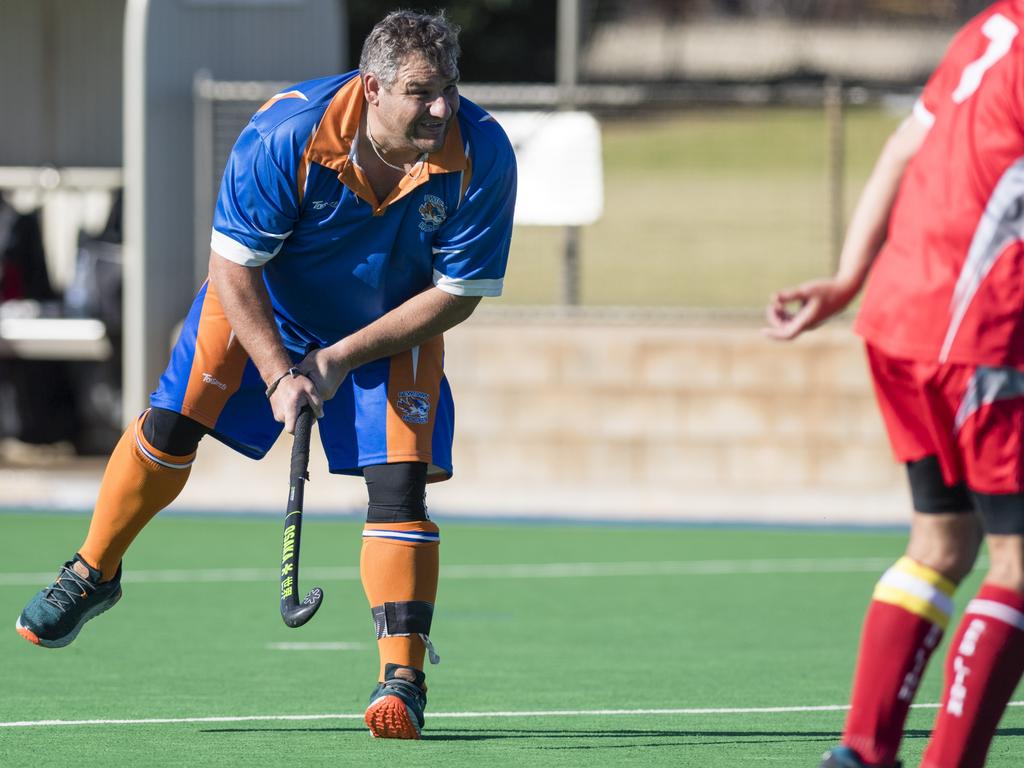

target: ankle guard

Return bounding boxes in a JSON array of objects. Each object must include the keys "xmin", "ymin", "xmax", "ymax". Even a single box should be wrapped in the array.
[{"xmin": 371, "ymin": 600, "xmax": 440, "ymax": 665}]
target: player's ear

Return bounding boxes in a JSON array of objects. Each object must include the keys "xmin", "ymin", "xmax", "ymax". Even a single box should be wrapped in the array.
[{"xmin": 363, "ymin": 72, "xmax": 382, "ymax": 106}]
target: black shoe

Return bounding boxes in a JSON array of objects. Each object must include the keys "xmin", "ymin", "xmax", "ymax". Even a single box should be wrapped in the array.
[
  {"xmin": 364, "ymin": 664, "xmax": 427, "ymax": 739},
  {"xmin": 819, "ymin": 746, "xmax": 901, "ymax": 768},
  {"xmin": 16, "ymin": 554, "xmax": 122, "ymax": 648}
]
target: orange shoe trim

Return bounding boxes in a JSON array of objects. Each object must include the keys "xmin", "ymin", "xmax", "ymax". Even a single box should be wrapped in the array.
[
  {"xmin": 364, "ymin": 695, "xmax": 421, "ymax": 740},
  {"xmin": 16, "ymin": 624, "xmax": 40, "ymax": 645}
]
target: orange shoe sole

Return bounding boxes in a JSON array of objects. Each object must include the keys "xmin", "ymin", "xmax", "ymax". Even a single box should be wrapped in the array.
[
  {"xmin": 16, "ymin": 623, "xmax": 40, "ymax": 645},
  {"xmin": 364, "ymin": 694, "xmax": 421, "ymax": 739}
]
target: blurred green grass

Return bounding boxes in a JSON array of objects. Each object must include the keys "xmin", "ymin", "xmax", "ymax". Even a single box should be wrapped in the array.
[{"xmin": 502, "ymin": 105, "xmax": 903, "ymax": 308}]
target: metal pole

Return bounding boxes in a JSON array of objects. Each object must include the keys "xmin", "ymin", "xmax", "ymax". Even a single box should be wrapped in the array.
[
  {"xmin": 562, "ymin": 226, "xmax": 581, "ymax": 306},
  {"xmin": 557, "ymin": 0, "xmax": 580, "ymax": 108},
  {"xmin": 824, "ymin": 77, "xmax": 845, "ymax": 272},
  {"xmin": 558, "ymin": 0, "xmax": 581, "ymax": 305},
  {"xmin": 193, "ymin": 71, "xmax": 214, "ymax": 292}
]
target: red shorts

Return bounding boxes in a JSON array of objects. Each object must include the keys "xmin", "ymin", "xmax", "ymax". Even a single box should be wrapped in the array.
[{"xmin": 867, "ymin": 344, "xmax": 1024, "ymax": 496}]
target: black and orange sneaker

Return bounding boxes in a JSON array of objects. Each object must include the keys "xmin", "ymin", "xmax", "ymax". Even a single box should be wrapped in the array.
[
  {"xmin": 364, "ymin": 664, "xmax": 427, "ymax": 739},
  {"xmin": 15, "ymin": 554, "xmax": 122, "ymax": 648}
]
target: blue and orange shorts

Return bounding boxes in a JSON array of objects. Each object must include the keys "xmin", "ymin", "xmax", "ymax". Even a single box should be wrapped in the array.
[{"xmin": 150, "ymin": 281, "xmax": 454, "ymax": 480}]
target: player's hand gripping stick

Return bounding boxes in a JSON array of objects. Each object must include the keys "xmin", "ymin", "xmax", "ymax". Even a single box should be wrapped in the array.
[{"xmin": 280, "ymin": 405, "xmax": 324, "ymax": 627}]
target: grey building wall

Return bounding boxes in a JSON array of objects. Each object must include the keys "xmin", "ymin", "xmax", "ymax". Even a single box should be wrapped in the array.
[
  {"xmin": 0, "ymin": 0, "xmax": 123, "ymax": 167},
  {"xmin": 123, "ymin": 0, "xmax": 345, "ymax": 419}
]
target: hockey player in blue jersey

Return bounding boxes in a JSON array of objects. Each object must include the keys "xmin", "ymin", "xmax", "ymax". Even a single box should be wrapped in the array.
[{"xmin": 16, "ymin": 10, "xmax": 516, "ymax": 740}]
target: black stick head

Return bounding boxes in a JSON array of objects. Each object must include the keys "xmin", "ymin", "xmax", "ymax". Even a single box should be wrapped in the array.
[{"xmin": 281, "ymin": 586, "xmax": 324, "ymax": 628}]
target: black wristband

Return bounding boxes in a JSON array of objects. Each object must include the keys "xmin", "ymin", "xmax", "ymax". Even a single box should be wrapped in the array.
[{"xmin": 265, "ymin": 366, "xmax": 303, "ymax": 399}]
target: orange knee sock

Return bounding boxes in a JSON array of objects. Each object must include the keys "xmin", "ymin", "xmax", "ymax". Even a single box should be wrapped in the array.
[
  {"xmin": 360, "ymin": 521, "xmax": 440, "ymax": 681},
  {"xmin": 79, "ymin": 411, "xmax": 195, "ymax": 580}
]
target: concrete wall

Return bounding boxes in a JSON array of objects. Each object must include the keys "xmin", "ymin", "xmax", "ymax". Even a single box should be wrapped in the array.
[
  {"xmin": 428, "ymin": 314, "xmax": 909, "ymax": 525},
  {"xmin": 3, "ymin": 316, "xmax": 912, "ymax": 525}
]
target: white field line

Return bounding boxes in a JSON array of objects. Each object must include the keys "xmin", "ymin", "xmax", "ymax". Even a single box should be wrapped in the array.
[
  {"xmin": 0, "ymin": 557, "xmax": 905, "ymax": 587},
  {"xmin": 2, "ymin": 701, "xmax": 1023, "ymax": 729},
  {"xmin": 266, "ymin": 642, "xmax": 366, "ymax": 651}
]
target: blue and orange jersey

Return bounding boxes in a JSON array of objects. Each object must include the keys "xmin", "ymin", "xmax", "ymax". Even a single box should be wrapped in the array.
[{"xmin": 211, "ymin": 71, "xmax": 517, "ymax": 354}]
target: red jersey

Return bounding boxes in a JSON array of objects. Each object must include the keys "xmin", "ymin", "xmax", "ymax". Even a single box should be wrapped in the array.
[{"xmin": 855, "ymin": 1, "xmax": 1024, "ymax": 366}]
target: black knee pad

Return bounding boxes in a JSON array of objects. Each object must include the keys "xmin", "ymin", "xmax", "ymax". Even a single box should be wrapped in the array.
[
  {"xmin": 906, "ymin": 456, "xmax": 973, "ymax": 514},
  {"xmin": 364, "ymin": 462, "xmax": 428, "ymax": 523},
  {"xmin": 141, "ymin": 407, "xmax": 209, "ymax": 456}
]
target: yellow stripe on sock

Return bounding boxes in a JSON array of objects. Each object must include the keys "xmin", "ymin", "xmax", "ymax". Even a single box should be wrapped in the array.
[
  {"xmin": 871, "ymin": 557, "xmax": 958, "ymax": 629},
  {"xmin": 872, "ymin": 584, "xmax": 952, "ymax": 629},
  {"xmin": 892, "ymin": 556, "xmax": 956, "ymax": 596}
]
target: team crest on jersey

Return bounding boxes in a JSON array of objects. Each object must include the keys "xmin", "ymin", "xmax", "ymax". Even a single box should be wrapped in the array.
[
  {"xmin": 396, "ymin": 390, "xmax": 431, "ymax": 424},
  {"xmin": 418, "ymin": 195, "xmax": 447, "ymax": 232}
]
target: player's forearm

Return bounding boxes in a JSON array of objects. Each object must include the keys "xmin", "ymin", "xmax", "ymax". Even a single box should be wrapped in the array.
[
  {"xmin": 834, "ymin": 116, "xmax": 930, "ymax": 292},
  {"xmin": 327, "ymin": 287, "xmax": 481, "ymax": 370},
  {"xmin": 207, "ymin": 251, "xmax": 293, "ymax": 386}
]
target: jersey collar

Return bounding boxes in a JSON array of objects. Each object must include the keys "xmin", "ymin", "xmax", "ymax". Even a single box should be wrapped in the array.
[{"xmin": 305, "ymin": 74, "xmax": 466, "ymax": 213}]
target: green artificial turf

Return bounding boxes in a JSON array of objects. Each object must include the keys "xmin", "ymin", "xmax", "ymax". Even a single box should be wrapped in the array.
[{"xmin": 1, "ymin": 512, "xmax": 1020, "ymax": 767}]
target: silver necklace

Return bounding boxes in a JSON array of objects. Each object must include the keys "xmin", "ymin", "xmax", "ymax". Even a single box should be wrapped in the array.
[{"xmin": 366, "ymin": 124, "xmax": 425, "ymax": 174}]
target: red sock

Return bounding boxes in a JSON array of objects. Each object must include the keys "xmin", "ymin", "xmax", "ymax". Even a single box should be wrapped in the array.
[
  {"xmin": 921, "ymin": 584, "xmax": 1024, "ymax": 768},
  {"xmin": 843, "ymin": 557, "xmax": 956, "ymax": 765}
]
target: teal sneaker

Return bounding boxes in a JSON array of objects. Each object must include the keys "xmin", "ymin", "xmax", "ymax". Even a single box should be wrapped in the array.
[
  {"xmin": 15, "ymin": 554, "xmax": 122, "ymax": 648},
  {"xmin": 364, "ymin": 664, "xmax": 427, "ymax": 739},
  {"xmin": 819, "ymin": 746, "xmax": 902, "ymax": 768}
]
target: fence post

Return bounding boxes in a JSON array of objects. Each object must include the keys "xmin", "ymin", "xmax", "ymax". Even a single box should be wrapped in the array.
[
  {"xmin": 562, "ymin": 225, "xmax": 581, "ymax": 306},
  {"xmin": 824, "ymin": 76, "xmax": 845, "ymax": 271},
  {"xmin": 193, "ymin": 71, "xmax": 214, "ymax": 292},
  {"xmin": 558, "ymin": 0, "xmax": 582, "ymax": 305}
]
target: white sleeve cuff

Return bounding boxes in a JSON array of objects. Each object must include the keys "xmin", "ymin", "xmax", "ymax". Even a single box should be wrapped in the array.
[
  {"xmin": 211, "ymin": 230, "xmax": 282, "ymax": 267},
  {"xmin": 432, "ymin": 269, "xmax": 504, "ymax": 297},
  {"xmin": 913, "ymin": 99, "xmax": 935, "ymax": 129}
]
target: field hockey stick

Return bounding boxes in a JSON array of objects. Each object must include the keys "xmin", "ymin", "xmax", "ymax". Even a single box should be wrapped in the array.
[{"xmin": 280, "ymin": 404, "xmax": 324, "ymax": 628}]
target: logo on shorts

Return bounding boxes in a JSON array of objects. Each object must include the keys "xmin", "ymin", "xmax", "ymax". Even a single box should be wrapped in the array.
[
  {"xmin": 418, "ymin": 195, "xmax": 447, "ymax": 232},
  {"xmin": 396, "ymin": 390, "xmax": 431, "ymax": 424},
  {"xmin": 202, "ymin": 373, "xmax": 227, "ymax": 391}
]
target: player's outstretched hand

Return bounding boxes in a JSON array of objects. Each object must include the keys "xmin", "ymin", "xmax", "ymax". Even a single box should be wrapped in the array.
[
  {"xmin": 270, "ymin": 372, "xmax": 323, "ymax": 434},
  {"xmin": 763, "ymin": 277, "xmax": 857, "ymax": 341},
  {"xmin": 298, "ymin": 347, "xmax": 352, "ymax": 403}
]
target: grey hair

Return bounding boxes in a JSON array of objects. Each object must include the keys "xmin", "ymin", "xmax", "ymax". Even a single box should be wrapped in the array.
[{"xmin": 359, "ymin": 10, "xmax": 461, "ymax": 89}]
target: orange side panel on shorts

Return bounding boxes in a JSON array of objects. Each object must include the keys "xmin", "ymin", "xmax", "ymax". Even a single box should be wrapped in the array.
[
  {"xmin": 180, "ymin": 281, "xmax": 250, "ymax": 428},
  {"xmin": 384, "ymin": 335, "xmax": 444, "ymax": 465}
]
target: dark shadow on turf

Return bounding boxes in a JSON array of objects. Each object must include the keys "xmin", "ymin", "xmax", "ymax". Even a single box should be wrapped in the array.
[
  {"xmin": 423, "ymin": 729, "xmax": 844, "ymax": 744},
  {"xmin": 425, "ymin": 727, "xmax": 1024, "ymax": 744},
  {"xmin": 200, "ymin": 727, "xmax": 366, "ymax": 734},
  {"xmin": 196, "ymin": 726, "xmax": 1024, "ymax": 746}
]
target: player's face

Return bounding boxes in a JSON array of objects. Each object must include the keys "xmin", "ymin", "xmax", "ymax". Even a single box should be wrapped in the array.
[{"xmin": 371, "ymin": 54, "xmax": 460, "ymax": 155}]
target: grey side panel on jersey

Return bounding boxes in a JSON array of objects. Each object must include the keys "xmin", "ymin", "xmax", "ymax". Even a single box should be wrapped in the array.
[
  {"xmin": 954, "ymin": 366, "xmax": 1024, "ymax": 432},
  {"xmin": 940, "ymin": 158, "xmax": 1024, "ymax": 361}
]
